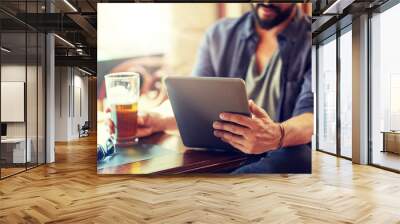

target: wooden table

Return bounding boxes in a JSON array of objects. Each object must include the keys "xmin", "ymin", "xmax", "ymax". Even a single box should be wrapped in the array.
[
  {"xmin": 97, "ymin": 133, "xmax": 253, "ymax": 175},
  {"xmin": 381, "ymin": 131, "xmax": 400, "ymax": 154}
]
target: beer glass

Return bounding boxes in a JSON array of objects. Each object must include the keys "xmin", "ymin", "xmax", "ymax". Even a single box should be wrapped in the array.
[{"xmin": 105, "ymin": 72, "xmax": 140, "ymax": 146}]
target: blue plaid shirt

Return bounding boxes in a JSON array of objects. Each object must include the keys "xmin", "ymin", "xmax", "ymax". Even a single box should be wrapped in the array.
[{"xmin": 192, "ymin": 8, "xmax": 313, "ymax": 123}]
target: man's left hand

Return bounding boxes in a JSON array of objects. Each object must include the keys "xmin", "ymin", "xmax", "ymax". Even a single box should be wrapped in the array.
[{"xmin": 213, "ymin": 100, "xmax": 283, "ymax": 154}]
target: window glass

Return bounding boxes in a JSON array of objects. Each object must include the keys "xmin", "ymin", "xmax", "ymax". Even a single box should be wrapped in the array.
[
  {"xmin": 1, "ymin": 23, "xmax": 28, "ymax": 178},
  {"xmin": 339, "ymin": 29, "xmax": 352, "ymax": 158},
  {"xmin": 27, "ymin": 30, "xmax": 38, "ymax": 169},
  {"xmin": 38, "ymin": 32, "xmax": 45, "ymax": 165},
  {"xmin": 0, "ymin": 1, "xmax": 46, "ymax": 178},
  {"xmin": 371, "ymin": 3, "xmax": 400, "ymax": 171},
  {"xmin": 317, "ymin": 37, "xmax": 337, "ymax": 154}
]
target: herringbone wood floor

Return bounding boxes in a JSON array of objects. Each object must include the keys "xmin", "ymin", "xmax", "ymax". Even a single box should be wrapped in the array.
[{"xmin": 1, "ymin": 135, "xmax": 400, "ymax": 224}]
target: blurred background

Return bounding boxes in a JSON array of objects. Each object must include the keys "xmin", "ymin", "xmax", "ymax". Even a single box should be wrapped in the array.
[{"xmin": 97, "ymin": 3, "xmax": 312, "ymax": 113}]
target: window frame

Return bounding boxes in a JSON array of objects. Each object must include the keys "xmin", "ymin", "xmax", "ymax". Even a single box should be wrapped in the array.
[
  {"xmin": 367, "ymin": 0, "xmax": 400, "ymax": 173},
  {"xmin": 315, "ymin": 23, "xmax": 353, "ymax": 160}
]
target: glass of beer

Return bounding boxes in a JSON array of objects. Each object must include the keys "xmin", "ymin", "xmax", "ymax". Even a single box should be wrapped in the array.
[{"xmin": 105, "ymin": 72, "xmax": 140, "ymax": 146}]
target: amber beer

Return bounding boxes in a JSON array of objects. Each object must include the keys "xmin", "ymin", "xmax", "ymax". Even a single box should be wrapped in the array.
[
  {"xmin": 105, "ymin": 72, "xmax": 140, "ymax": 146},
  {"xmin": 111, "ymin": 102, "xmax": 138, "ymax": 145}
]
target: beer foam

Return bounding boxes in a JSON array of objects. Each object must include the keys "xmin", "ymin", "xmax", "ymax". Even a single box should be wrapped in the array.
[{"xmin": 107, "ymin": 86, "xmax": 137, "ymax": 105}]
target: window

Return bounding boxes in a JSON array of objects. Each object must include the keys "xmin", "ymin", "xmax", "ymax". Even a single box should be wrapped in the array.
[
  {"xmin": 339, "ymin": 28, "xmax": 352, "ymax": 158},
  {"xmin": 370, "ymin": 3, "xmax": 400, "ymax": 171},
  {"xmin": 0, "ymin": 1, "xmax": 46, "ymax": 179},
  {"xmin": 317, "ymin": 36, "xmax": 337, "ymax": 154}
]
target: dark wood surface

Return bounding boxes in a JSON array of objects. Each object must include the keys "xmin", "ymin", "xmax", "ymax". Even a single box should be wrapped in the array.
[
  {"xmin": 381, "ymin": 131, "xmax": 400, "ymax": 154},
  {"xmin": 97, "ymin": 133, "xmax": 251, "ymax": 174}
]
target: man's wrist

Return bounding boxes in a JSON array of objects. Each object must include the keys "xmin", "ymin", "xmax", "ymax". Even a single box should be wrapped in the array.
[{"xmin": 277, "ymin": 123, "xmax": 285, "ymax": 149}]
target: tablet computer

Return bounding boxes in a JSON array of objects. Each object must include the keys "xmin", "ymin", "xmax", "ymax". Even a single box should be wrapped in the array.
[{"xmin": 165, "ymin": 76, "xmax": 250, "ymax": 151}]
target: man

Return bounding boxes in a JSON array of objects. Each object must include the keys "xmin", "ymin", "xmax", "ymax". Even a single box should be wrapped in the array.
[{"xmin": 109, "ymin": 3, "xmax": 313, "ymax": 173}]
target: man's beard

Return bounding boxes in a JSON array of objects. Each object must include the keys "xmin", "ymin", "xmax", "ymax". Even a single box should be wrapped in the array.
[{"xmin": 252, "ymin": 3, "xmax": 295, "ymax": 30}]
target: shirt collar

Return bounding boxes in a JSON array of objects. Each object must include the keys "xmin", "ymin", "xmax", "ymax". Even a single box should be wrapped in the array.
[
  {"xmin": 241, "ymin": 7, "xmax": 304, "ymax": 44},
  {"xmin": 241, "ymin": 12, "xmax": 256, "ymax": 40},
  {"xmin": 277, "ymin": 7, "xmax": 303, "ymax": 44}
]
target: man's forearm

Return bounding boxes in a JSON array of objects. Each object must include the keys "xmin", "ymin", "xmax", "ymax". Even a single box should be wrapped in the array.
[{"xmin": 280, "ymin": 113, "xmax": 313, "ymax": 147}]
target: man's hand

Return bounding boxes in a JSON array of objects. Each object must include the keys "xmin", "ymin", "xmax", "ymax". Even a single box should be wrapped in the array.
[
  {"xmin": 105, "ymin": 108, "xmax": 167, "ymax": 138},
  {"xmin": 213, "ymin": 100, "xmax": 283, "ymax": 154}
]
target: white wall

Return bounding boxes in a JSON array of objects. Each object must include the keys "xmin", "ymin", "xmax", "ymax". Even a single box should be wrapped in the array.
[
  {"xmin": 55, "ymin": 67, "xmax": 89, "ymax": 141},
  {"xmin": 1, "ymin": 63, "xmax": 46, "ymax": 163},
  {"xmin": 55, "ymin": 66, "xmax": 68, "ymax": 141},
  {"xmin": 1, "ymin": 65, "xmax": 30, "ymax": 138},
  {"xmin": 71, "ymin": 73, "xmax": 89, "ymax": 138}
]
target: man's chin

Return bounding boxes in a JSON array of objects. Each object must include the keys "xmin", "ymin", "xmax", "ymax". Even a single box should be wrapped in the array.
[
  {"xmin": 253, "ymin": 10, "xmax": 283, "ymax": 29},
  {"xmin": 252, "ymin": 4, "xmax": 295, "ymax": 30},
  {"xmin": 259, "ymin": 19, "xmax": 277, "ymax": 26},
  {"xmin": 258, "ymin": 20, "xmax": 280, "ymax": 30}
]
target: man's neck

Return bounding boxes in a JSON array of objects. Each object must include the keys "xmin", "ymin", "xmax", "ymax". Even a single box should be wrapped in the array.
[{"xmin": 255, "ymin": 7, "xmax": 296, "ymax": 40}]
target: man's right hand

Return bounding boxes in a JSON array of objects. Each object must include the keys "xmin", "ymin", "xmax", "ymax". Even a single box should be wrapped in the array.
[{"xmin": 105, "ymin": 108, "xmax": 167, "ymax": 138}]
